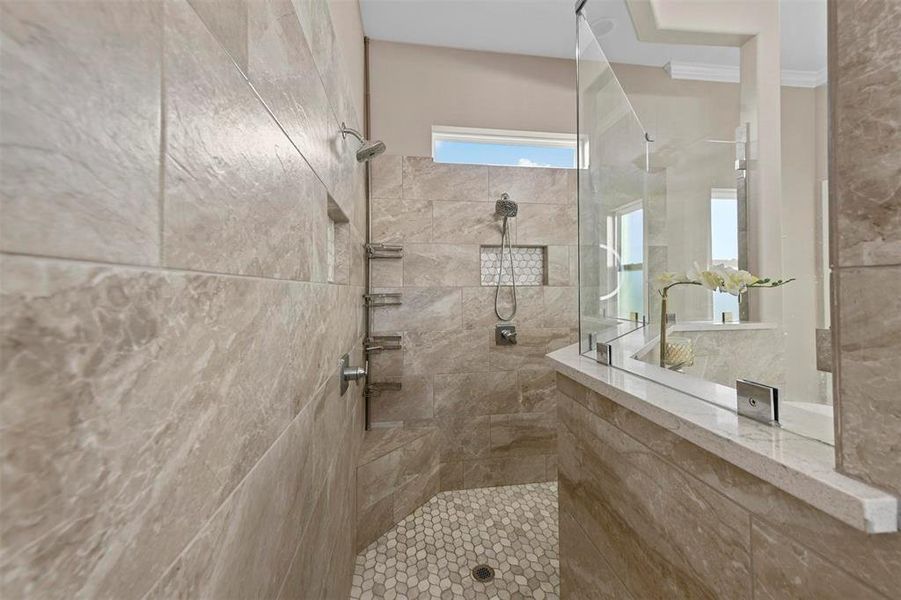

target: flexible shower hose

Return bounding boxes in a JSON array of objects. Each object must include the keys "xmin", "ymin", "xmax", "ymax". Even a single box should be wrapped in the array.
[{"xmin": 494, "ymin": 216, "xmax": 517, "ymax": 321}]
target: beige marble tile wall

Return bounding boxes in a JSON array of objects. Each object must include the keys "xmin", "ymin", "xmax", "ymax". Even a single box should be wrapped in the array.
[
  {"xmin": 557, "ymin": 374, "xmax": 901, "ymax": 599},
  {"xmin": 355, "ymin": 427, "xmax": 440, "ymax": 552},
  {"xmin": 0, "ymin": 0, "xmax": 366, "ymax": 597},
  {"xmin": 830, "ymin": 0, "xmax": 901, "ymax": 498},
  {"xmin": 368, "ymin": 156, "xmax": 577, "ymax": 491}
]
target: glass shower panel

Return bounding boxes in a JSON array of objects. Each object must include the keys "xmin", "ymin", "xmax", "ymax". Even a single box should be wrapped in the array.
[
  {"xmin": 575, "ymin": 1, "xmax": 833, "ymax": 446},
  {"xmin": 577, "ymin": 13, "xmax": 649, "ymax": 352}
]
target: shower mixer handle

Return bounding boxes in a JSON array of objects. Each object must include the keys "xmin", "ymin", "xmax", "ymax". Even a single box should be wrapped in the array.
[
  {"xmin": 343, "ymin": 362, "xmax": 368, "ymax": 381},
  {"xmin": 339, "ymin": 353, "xmax": 368, "ymax": 396}
]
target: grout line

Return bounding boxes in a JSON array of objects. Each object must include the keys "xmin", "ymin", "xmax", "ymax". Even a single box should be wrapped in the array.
[
  {"xmin": 0, "ymin": 251, "xmax": 366, "ymax": 288},
  {"xmin": 749, "ymin": 513, "xmax": 756, "ymax": 599},
  {"xmin": 272, "ymin": 424, "xmax": 356, "ymax": 600},
  {"xmin": 139, "ymin": 374, "xmax": 336, "ymax": 600},
  {"xmin": 158, "ymin": 12, "xmax": 167, "ymax": 267},
  {"xmin": 833, "ymin": 263, "xmax": 901, "ymax": 271}
]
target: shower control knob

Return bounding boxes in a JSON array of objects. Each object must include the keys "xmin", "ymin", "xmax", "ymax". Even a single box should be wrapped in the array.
[
  {"xmin": 495, "ymin": 324, "xmax": 518, "ymax": 346},
  {"xmin": 339, "ymin": 354, "xmax": 368, "ymax": 396},
  {"xmin": 343, "ymin": 365, "xmax": 367, "ymax": 381}
]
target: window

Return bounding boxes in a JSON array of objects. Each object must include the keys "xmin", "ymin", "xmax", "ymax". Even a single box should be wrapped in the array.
[
  {"xmin": 615, "ymin": 203, "xmax": 644, "ymax": 320},
  {"xmin": 432, "ymin": 126, "xmax": 580, "ymax": 169},
  {"xmin": 710, "ymin": 188, "xmax": 739, "ymax": 320}
]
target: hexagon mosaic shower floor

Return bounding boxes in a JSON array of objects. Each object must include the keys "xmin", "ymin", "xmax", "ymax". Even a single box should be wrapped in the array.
[{"xmin": 350, "ymin": 482, "xmax": 559, "ymax": 600}]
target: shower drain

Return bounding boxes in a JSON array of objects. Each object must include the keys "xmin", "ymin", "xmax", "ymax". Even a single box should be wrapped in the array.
[{"xmin": 471, "ymin": 564, "xmax": 496, "ymax": 583}]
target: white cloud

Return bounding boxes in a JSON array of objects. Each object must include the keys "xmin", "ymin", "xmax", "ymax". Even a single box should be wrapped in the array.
[{"xmin": 516, "ymin": 158, "xmax": 554, "ymax": 168}]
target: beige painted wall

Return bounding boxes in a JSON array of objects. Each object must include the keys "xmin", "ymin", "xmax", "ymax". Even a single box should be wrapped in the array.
[{"xmin": 369, "ymin": 40, "xmax": 576, "ymax": 157}]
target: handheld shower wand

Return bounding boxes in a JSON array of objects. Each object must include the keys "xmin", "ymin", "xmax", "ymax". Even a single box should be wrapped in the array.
[{"xmin": 494, "ymin": 193, "xmax": 519, "ymax": 321}]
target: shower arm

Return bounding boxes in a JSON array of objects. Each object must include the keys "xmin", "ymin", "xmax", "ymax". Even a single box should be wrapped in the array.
[{"xmin": 340, "ymin": 123, "xmax": 365, "ymax": 143}]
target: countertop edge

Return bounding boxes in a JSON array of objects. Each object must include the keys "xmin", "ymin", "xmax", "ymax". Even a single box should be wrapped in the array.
[{"xmin": 548, "ymin": 343, "xmax": 899, "ymax": 534}]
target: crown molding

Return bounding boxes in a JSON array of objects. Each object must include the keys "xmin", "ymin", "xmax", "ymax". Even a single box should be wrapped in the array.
[
  {"xmin": 664, "ymin": 61, "xmax": 739, "ymax": 83},
  {"xmin": 665, "ymin": 61, "xmax": 828, "ymax": 88}
]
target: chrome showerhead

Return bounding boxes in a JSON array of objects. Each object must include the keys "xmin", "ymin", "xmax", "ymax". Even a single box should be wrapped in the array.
[
  {"xmin": 340, "ymin": 122, "xmax": 386, "ymax": 163},
  {"xmin": 356, "ymin": 139, "xmax": 386, "ymax": 162},
  {"xmin": 495, "ymin": 193, "xmax": 518, "ymax": 218}
]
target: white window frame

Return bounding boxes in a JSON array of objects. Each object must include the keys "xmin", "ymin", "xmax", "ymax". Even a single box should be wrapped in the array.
[
  {"xmin": 613, "ymin": 200, "xmax": 645, "ymax": 319},
  {"xmin": 431, "ymin": 125, "xmax": 587, "ymax": 169}
]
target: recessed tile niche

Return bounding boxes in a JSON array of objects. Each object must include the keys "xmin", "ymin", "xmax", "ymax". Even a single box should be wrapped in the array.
[
  {"xmin": 327, "ymin": 197, "xmax": 350, "ymax": 284},
  {"xmin": 480, "ymin": 245, "xmax": 546, "ymax": 286}
]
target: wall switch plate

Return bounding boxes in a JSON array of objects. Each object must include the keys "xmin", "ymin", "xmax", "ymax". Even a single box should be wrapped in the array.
[{"xmin": 736, "ymin": 379, "xmax": 779, "ymax": 424}]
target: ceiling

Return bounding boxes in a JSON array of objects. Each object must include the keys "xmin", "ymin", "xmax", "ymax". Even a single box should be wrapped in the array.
[{"xmin": 359, "ymin": 0, "xmax": 826, "ymax": 77}]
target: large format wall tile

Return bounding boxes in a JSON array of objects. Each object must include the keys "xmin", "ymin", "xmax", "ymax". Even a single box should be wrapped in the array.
[
  {"xmin": 461, "ymin": 286, "xmax": 545, "ymax": 329},
  {"xmin": 371, "ymin": 287, "xmax": 462, "ymax": 333},
  {"xmin": 751, "ymin": 520, "xmax": 885, "ymax": 600},
  {"xmin": 246, "ymin": 0, "xmax": 333, "ymax": 185},
  {"xmin": 557, "ymin": 375, "xmax": 901, "ymax": 599},
  {"xmin": 832, "ymin": 0, "xmax": 901, "ymax": 267},
  {"xmin": 288, "ymin": 0, "xmax": 365, "ymax": 223},
  {"xmin": 187, "ymin": 0, "xmax": 248, "ymax": 71},
  {"xmin": 403, "ymin": 244, "xmax": 480, "ymax": 287},
  {"xmin": 836, "ymin": 266, "xmax": 901, "ymax": 497},
  {"xmin": 462, "ymin": 455, "xmax": 546, "ymax": 489},
  {"xmin": 518, "ymin": 368, "xmax": 559, "ymax": 413},
  {"xmin": 0, "ymin": 0, "xmax": 364, "ymax": 597},
  {"xmin": 402, "ymin": 329, "xmax": 490, "ymax": 375},
  {"xmin": 547, "ymin": 246, "xmax": 577, "ymax": 286},
  {"xmin": 354, "ymin": 429, "xmax": 439, "ymax": 551},
  {"xmin": 372, "ymin": 196, "xmax": 433, "ymax": 243},
  {"xmin": 489, "ymin": 166, "xmax": 576, "ymax": 205},
  {"xmin": 277, "ymin": 415, "xmax": 358, "ymax": 600},
  {"xmin": 558, "ymin": 395, "xmax": 753, "ymax": 599},
  {"xmin": 163, "ymin": 2, "xmax": 328, "ymax": 281},
  {"xmin": 0, "ymin": 257, "xmax": 357, "ymax": 597},
  {"xmin": 403, "ymin": 157, "xmax": 489, "ymax": 202},
  {"xmin": 435, "ymin": 417, "xmax": 491, "ymax": 462},
  {"xmin": 516, "ymin": 204, "xmax": 578, "ymax": 245},
  {"xmin": 371, "ymin": 155, "xmax": 403, "ymax": 199},
  {"xmin": 368, "ymin": 156, "xmax": 575, "ymax": 487},
  {"xmin": 0, "ymin": 1, "xmax": 162, "ymax": 264},
  {"xmin": 432, "ymin": 200, "xmax": 504, "ymax": 244},
  {"xmin": 488, "ymin": 327, "xmax": 572, "ymax": 371},
  {"xmin": 542, "ymin": 286, "xmax": 578, "ymax": 329},
  {"xmin": 368, "ymin": 376, "xmax": 434, "ymax": 422},
  {"xmin": 290, "ymin": 0, "xmax": 358, "ymax": 132},
  {"xmin": 145, "ymin": 378, "xmax": 351, "ymax": 599},
  {"xmin": 559, "ymin": 510, "xmax": 634, "ymax": 599},
  {"xmin": 489, "ymin": 411, "xmax": 556, "ymax": 457},
  {"xmin": 433, "ymin": 372, "xmax": 520, "ymax": 418}
]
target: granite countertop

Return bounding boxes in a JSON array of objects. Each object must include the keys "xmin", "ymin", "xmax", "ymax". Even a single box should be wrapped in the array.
[{"xmin": 547, "ymin": 342, "xmax": 898, "ymax": 534}]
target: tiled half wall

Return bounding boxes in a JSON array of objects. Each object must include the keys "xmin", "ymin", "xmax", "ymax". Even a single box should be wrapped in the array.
[
  {"xmin": 368, "ymin": 156, "xmax": 578, "ymax": 491},
  {"xmin": 557, "ymin": 374, "xmax": 901, "ymax": 599}
]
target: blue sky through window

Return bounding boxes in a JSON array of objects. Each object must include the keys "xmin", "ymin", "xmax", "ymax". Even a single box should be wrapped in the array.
[
  {"xmin": 434, "ymin": 140, "xmax": 576, "ymax": 168},
  {"xmin": 711, "ymin": 193, "xmax": 739, "ymax": 319}
]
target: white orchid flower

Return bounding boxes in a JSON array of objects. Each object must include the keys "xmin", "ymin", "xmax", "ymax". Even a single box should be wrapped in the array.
[
  {"xmin": 697, "ymin": 269, "xmax": 723, "ymax": 292},
  {"xmin": 722, "ymin": 272, "xmax": 746, "ymax": 296},
  {"xmin": 686, "ymin": 262, "xmax": 704, "ymax": 282},
  {"xmin": 735, "ymin": 269, "xmax": 759, "ymax": 285}
]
